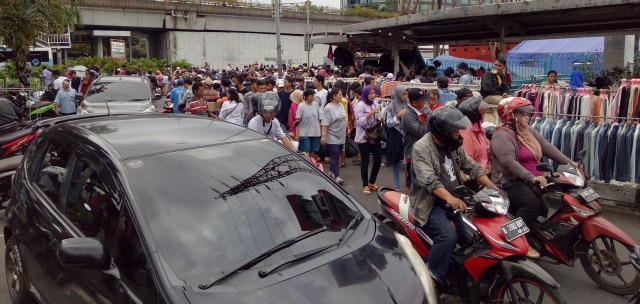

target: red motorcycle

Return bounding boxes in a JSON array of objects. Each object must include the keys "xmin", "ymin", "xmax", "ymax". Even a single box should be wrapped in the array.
[
  {"xmin": 376, "ymin": 186, "xmax": 567, "ymax": 304},
  {"xmin": 0, "ymin": 120, "xmax": 40, "ymax": 158},
  {"xmin": 531, "ymin": 150, "xmax": 640, "ymax": 296}
]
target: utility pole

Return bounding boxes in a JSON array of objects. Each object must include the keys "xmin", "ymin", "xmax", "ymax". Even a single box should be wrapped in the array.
[
  {"xmin": 274, "ymin": 0, "xmax": 283, "ymax": 78},
  {"xmin": 305, "ymin": 0, "xmax": 311, "ymax": 66}
]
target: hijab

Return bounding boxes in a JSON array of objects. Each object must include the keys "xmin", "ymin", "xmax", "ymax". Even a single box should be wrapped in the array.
[
  {"xmin": 569, "ymin": 70, "xmax": 584, "ymax": 89},
  {"xmin": 385, "ymin": 85, "xmax": 407, "ymax": 133},
  {"xmin": 360, "ymin": 85, "xmax": 375, "ymax": 106},
  {"xmin": 496, "ymin": 116, "xmax": 542, "ymax": 162},
  {"xmin": 290, "ymin": 89, "xmax": 303, "ymax": 104}
]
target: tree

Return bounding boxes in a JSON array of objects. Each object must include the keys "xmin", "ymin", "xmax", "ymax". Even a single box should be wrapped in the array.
[{"xmin": 0, "ymin": 0, "xmax": 81, "ymax": 75}]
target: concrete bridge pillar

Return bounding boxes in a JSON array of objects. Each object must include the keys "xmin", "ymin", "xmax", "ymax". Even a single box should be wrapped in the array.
[{"xmin": 603, "ymin": 35, "xmax": 636, "ymax": 73}]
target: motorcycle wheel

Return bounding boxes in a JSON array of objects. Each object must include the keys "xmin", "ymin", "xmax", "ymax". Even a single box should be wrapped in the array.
[
  {"xmin": 579, "ymin": 237, "xmax": 640, "ymax": 295},
  {"xmin": 492, "ymin": 275, "xmax": 568, "ymax": 304}
]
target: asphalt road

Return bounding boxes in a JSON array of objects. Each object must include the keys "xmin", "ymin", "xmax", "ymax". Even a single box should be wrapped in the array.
[{"xmin": 0, "ymin": 159, "xmax": 637, "ymax": 303}]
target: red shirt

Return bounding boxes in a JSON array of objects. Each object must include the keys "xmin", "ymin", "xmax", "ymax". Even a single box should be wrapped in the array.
[
  {"xmin": 429, "ymin": 103, "xmax": 443, "ymax": 112},
  {"xmin": 188, "ymin": 101, "xmax": 209, "ymax": 115}
]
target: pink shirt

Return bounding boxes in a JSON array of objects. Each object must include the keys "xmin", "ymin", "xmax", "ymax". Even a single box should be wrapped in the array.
[{"xmin": 518, "ymin": 144, "xmax": 542, "ymax": 176}]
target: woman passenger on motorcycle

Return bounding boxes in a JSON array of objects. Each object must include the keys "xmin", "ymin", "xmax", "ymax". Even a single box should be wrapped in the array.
[
  {"xmin": 490, "ymin": 97, "xmax": 575, "ymax": 257},
  {"xmin": 457, "ymin": 96, "xmax": 491, "ymax": 184}
]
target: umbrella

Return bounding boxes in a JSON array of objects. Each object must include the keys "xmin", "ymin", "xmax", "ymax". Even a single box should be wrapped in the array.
[{"xmin": 72, "ymin": 65, "xmax": 88, "ymax": 74}]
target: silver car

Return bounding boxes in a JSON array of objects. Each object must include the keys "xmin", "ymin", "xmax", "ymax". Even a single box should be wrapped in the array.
[{"xmin": 80, "ymin": 75, "xmax": 160, "ymax": 114}]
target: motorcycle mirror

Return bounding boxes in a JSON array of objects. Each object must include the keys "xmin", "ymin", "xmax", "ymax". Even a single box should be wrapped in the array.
[
  {"xmin": 453, "ymin": 185, "xmax": 473, "ymax": 198},
  {"xmin": 536, "ymin": 163, "xmax": 553, "ymax": 173},
  {"xmin": 576, "ymin": 149, "xmax": 587, "ymax": 162}
]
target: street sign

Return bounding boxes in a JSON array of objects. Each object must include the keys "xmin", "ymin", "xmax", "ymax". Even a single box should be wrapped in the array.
[{"xmin": 110, "ymin": 39, "xmax": 126, "ymax": 59}]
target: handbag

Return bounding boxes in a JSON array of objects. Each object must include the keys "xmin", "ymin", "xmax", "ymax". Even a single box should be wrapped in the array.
[
  {"xmin": 345, "ymin": 136, "xmax": 359, "ymax": 158},
  {"xmin": 365, "ymin": 121, "xmax": 383, "ymax": 144}
]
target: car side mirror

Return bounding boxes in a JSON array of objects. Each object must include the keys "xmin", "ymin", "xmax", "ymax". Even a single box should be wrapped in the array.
[
  {"xmin": 57, "ymin": 237, "xmax": 110, "ymax": 271},
  {"xmin": 536, "ymin": 163, "xmax": 553, "ymax": 173}
]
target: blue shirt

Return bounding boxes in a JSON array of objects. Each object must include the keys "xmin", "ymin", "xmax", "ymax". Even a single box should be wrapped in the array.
[
  {"xmin": 170, "ymin": 87, "xmax": 186, "ymax": 113},
  {"xmin": 54, "ymin": 88, "xmax": 77, "ymax": 114},
  {"xmin": 438, "ymin": 89, "xmax": 457, "ymax": 105}
]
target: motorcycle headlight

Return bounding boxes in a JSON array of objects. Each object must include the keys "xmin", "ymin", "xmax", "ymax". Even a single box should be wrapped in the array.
[
  {"xmin": 563, "ymin": 172, "xmax": 584, "ymax": 187},
  {"xmin": 481, "ymin": 194, "xmax": 510, "ymax": 215},
  {"xmin": 570, "ymin": 205, "xmax": 595, "ymax": 218},
  {"xmin": 395, "ymin": 232, "xmax": 439, "ymax": 304}
]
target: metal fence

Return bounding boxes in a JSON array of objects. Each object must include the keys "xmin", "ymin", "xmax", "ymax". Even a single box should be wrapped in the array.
[{"xmin": 0, "ymin": 78, "xmax": 44, "ymax": 97}]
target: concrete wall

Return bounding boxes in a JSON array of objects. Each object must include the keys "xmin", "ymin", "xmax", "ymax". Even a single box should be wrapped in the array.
[{"xmin": 155, "ymin": 31, "xmax": 330, "ymax": 69}]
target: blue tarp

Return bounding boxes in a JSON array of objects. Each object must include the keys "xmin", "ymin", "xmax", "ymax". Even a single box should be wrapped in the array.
[
  {"xmin": 507, "ymin": 37, "xmax": 605, "ymax": 75},
  {"xmin": 428, "ymin": 55, "xmax": 493, "ymax": 71}
]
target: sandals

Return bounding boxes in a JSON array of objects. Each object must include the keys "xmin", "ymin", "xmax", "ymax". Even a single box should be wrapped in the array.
[
  {"xmin": 362, "ymin": 186, "xmax": 371, "ymax": 195},
  {"xmin": 340, "ymin": 163, "xmax": 347, "ymax": 168},
  {"xmin": 335, "ymin": 177, "xmax": 344, "ymax": 185},
  {"xmin": 352, "ymin": 159, "xmax": 361, "ymax": 165},
  {"xmin": 368, "ymin": 183, "xmax": 379, "ymax": 191}
]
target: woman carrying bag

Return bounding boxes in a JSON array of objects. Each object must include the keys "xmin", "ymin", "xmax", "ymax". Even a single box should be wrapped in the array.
[{"xmin": 354, "ymin": 85, "xmax": 383, "ymax": 195}]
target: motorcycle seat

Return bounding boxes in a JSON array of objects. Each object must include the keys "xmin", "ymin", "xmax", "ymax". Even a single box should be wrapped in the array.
[
  {"xmin": 0, "ymin": 128, "xmax": 33, "ymax": 145},
  {"xmin": 0, "ymin": 155, "xmax": 23, "ymax": 172}
]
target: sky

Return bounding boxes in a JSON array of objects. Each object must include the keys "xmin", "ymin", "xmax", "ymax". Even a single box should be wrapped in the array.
[{"xmin": 255, "ymin": 0, "xmax": 341, "ymax": 9}]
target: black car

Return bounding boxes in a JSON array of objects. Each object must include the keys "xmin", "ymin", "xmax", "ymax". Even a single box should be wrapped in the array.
[
  {"xmin": 80, "ymin": 75, "xmax": 159, "ymax": 114},
  {"xmin": 4, "ymin": 114, "xmax": 437, "ymax": 304}
]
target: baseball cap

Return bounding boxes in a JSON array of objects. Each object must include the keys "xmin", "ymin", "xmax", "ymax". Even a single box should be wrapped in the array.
[
  {"xmin": 176, "ymin": 78, "xmax": 184, "ymax": 85},
  {"xmin": 408, "ymin": 88, "xmax": 428, "ymax": 102},
  {"xmin": 386, "ymin": 73, "xmax": 395, "ymax": 81}
]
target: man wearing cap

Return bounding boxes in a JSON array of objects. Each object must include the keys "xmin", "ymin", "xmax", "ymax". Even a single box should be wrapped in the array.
[
  {"xmin": 457, "ymin": 62, "xmax": 474, "ymax": 86},
  {"xmin": 446, "ymin": 88, "xmax": 474, "ymax": 107},
  {"xmin": 401, "ymin": 88, "xmax": 432, "ymax": 194},
  {"xmin": 170, "ymin": 78, "xmax": 186, "ymax": 113}
]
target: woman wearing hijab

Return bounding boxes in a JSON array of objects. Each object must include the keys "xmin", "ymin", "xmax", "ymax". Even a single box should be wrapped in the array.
[
  {"xmin": 156, "ymin": 70, "xmax": 164, "ymax": 94},
  {"xmin": 288, "ymin": 89, "xmax": 304, "ymax": 138},
  {"xmin": 490, "ymin": 97, "xmax": 575, "ymax": 258},
  {"xmin": 354, "ymin": 85, "xmax": 383, "ymax": 195},
  {"xmin": 383, "ymin": 85, "xmax": 408, "ymax": 191},
  {"xmin": 457, "ymin": 97, "xmax": 491, "ymax": 187},
  {"xmin": 569, "ymin": 69, "xmax": 584, "ymax": 89}
]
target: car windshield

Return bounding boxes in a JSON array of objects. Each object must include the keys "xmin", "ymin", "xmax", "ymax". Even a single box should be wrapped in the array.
[
  {"xmin": 86, "ymin": 81, "xmax": 149, "ymax": 102},
  {"xmin": 124, "ymin": 140, "xmax": 361, "ymax": 283}
]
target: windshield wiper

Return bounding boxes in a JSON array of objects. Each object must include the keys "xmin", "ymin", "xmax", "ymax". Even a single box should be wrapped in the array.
[
  {"xmin": 257, "ymin": 213, "xmax": 364, "ymax": 278},
  {"xmin": 199, "ymin": 225, "xmax": 333, "ymax": 290}
]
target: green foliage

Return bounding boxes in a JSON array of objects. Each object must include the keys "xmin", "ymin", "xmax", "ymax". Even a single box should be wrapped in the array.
[
  {"xmin": 0, "ymin": 0, "xmax": 81, "ymax": 75},
  {"xmin": 169, "ymin": 59, "xmax": 193, "ymax": 70},
  {"xmin": 343, "ymin": 6, "xmax": 397, "ymax": 18}
]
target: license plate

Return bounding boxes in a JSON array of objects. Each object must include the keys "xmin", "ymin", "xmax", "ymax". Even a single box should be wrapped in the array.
[
  {"xmin": 500, "ymin": 217, "xmax": 530, "ymax": 242},
  {"xmin": 578, "ymin": 187, "xmax": 600, "ymax": 203}
]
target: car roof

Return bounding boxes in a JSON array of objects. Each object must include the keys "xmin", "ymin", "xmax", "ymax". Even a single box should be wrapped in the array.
[
  {"xmin": 61, "ymin": 115, "xmax": 266, "ymax": 159},
  {"xmin": 94, "ymin": 75, "xmax": 147, "ymax": 83}
]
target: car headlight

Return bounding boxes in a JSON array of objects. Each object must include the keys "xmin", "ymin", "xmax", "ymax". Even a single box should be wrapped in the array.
[
  {"xmin": 563, "ymin": 172, "xmax": 584, "ymax": 187},
  {"xmin": 394, "ymin": 232, "xmax": 439, "ymax": 304}
]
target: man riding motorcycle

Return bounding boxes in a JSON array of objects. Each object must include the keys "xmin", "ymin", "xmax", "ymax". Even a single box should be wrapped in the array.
[
  {"xmin": 409, "ymin": 106, "xmax": 498, "ymax": 289},
  {"xmin": 0, "ymin": 98, "xmax": 23, "ymax": 135}
]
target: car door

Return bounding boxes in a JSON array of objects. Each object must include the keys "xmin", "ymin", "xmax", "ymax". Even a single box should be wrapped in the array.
[
  {"xmin": 52, "ymin": 146, "xmax": 166, "ymax": 304},
  {"xmin": 16, "ymin": 133, "xmax": 81, "ymax": 302}
]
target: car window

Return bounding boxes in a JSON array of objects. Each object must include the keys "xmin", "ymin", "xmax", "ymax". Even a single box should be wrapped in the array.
[
  {"xmin": 35, "ymin": 140, "xmax": 74, "ymax": 206},
  {"xmin": 115, "ymin": 207, "xmax": 157, "ymax": 303},
  {"xmin": 86, "ymin": 81, "xmax": 150, "ymax": 102},
  {"xmin": 63, "ymin": 156, "xmax": 122, "ymax": 249},
  {"xmin": 124, "ymin": 140, "xmax": 361, "ymax": 283}
]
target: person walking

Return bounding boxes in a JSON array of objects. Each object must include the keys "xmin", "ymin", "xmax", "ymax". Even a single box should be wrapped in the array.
[
  {"xmin": 383, "ymin": 85, "xmax": 408, "ymax": 191},
  {"xmin": 321, "ymin": 88, "xmax": 347, "ymax": 185},
  {"xmin": 354, "ymin": 85, "xmax": 383, "ymax": 195}
]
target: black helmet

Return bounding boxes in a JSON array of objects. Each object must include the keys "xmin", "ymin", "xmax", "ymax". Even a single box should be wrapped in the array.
[
  {"xmin": 457, "ymin": 96, "xmax": 486, "ymax": 123},
  {"xmin": 258, "ymin": 92, "xmax": 281, "ymax": 115},
  {"xmin": 428, "ymin": 106, "xmax": 471, "ymax": 151}
]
